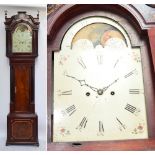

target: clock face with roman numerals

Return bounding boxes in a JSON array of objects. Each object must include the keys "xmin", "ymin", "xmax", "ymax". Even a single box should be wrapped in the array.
[
  {"xmin": 53, "ymin": 17, "xmax": 148, "ymax": 142},
  {"xmin": 12, "ymin": 23, "xmax": 32, "ymax": 53}
]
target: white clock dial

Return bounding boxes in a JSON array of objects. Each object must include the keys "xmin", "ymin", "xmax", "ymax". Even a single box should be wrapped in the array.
[
  {"xmin": 53, "ymin": 17, "xmax": 148, "ymax": 142},
  {"xmin": 12, "ymin": 23, "xmax": 32, "ymax": 53},
  {"xmin": 53, "ymin": 45, "xmax": 148, "ymax": 142}
]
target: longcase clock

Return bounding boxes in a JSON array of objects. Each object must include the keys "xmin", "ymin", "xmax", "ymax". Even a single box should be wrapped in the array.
[{"xmin": 4, "ymin": 11, "xmax": 40, "ymax": 145}]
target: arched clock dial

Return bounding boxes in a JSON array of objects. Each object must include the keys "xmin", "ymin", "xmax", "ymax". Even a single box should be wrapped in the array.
[
  {"xmin": 12, "ymin": 23, "xmax": 32, "ymax": 53},
  {"xmin": 53, "ymin": 17, "xmax": 148, "ymax": 142}
]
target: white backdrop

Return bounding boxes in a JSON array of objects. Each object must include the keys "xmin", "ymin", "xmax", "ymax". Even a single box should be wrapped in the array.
[{"xmin": 0, "ymin": 5, "xmax": 47, "ymax": 151}]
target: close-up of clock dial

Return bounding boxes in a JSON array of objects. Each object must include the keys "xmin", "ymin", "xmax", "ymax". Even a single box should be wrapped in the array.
[
  {"xmin": 54, "ymin": 36, "xmax": 148, "ymax": 142},
  {"xmin": 47, "ymin": 4, "xmax": 155, "ymax": 151}
]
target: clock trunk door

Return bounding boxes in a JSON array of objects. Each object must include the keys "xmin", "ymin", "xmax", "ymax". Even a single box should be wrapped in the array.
[{"xmin": 13, "ymin": 65, "xmax": 32, "ymax": 112}]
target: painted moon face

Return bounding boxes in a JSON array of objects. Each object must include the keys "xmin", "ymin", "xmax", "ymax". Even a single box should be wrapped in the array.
[
  {"xmin": 104, "ymin": 38, "xmax": 126, "ymax": 48},
  {"xmin": 72, "ymin": 39, "xmax": 94, "ymax": 50},
  {"xmin": 100, "ymin": 30, "xmax": 126, "ymax": 47}
]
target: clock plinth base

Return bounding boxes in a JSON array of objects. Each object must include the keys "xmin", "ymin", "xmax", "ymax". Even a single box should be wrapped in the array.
[
  {"xmin": 6, "ymin": 141, "xmax": 39, "ymax": 146},
  {"xmin": 6, "ymin": 113, "xmax": 39, "ymax": 146}
]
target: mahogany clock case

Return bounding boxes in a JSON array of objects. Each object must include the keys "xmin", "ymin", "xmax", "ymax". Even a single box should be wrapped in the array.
[
  {"xmin": 0, "ymin": 6, "xmax": 46, "ymax": 151},
  {"xmin": 47, "ymin": 4, "xmax": 155, "ymax": 150}
]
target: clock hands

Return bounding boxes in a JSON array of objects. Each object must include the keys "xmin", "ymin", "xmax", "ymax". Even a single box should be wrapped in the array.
[
  {"xmin": 66, "ymin": 74, "xmax": 98, "ymax": 92},
  {"xmin": 102, "ymin": 78, "xmax": 119, "ymax": 92},
  {"xmin": 66, "ymin": 74, "xmax": 119, "ymax": 95},
  {"xmin": 96, "ymin": 78, "xmax": 119, "ymax": 95}
]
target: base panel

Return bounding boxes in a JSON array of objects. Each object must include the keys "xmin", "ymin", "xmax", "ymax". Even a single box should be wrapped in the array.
[{"xmin": 6, "ymin": 113, "xmax": 39, "ymax": 146}]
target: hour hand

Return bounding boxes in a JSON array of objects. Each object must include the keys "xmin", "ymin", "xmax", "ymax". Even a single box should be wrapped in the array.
[
  {"xmin": 85, "ymin": 83, "xmax": 98, "ymax": 92},
  {"xmin": 66, "ymin": 74, "xmax": 98, "ymax": 92}
]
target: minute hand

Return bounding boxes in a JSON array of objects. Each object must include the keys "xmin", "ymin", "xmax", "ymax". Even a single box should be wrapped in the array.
[
  {"xmin": 102, "ymin": 78, "xmax": 119, "ymax": 92},
  {"xmin": 66, "ymin": 74, "xmax": 98, "ymax": 92}
]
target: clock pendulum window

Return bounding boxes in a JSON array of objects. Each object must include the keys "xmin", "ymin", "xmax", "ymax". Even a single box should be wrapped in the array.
[
  {"xmin": 53, "ymin": 17, "xmax": 149, "ymax": 142},
  {"xmin": 4, "ymin": 11, "xmax": 40, "ymax": 146}
]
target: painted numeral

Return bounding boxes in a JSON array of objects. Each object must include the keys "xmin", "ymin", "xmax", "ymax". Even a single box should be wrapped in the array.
[
  {"xmin": 124, "ymin": 69, "xmax": 137, "ymax": 78},
  {"xmin": 97, "ymin": 121, "xmax": 104, "ymax": 136},
  {"xmin": 77, "ymin": 57, "xmax": 86, "ymax": 69},
  {"xmin": 76, "ymin": 117, "xmax": 88, "ymax": 130},
  {"xmin": 66, "ymin": 105, "xmax": 76, "ymax": 115},
  {"xmin": 62, "ymin": 104, "xmax": 76, "ymax": 116},
  {"xmin": 114, "ymin": 59, "xmax": 119, "ymax": 68},
  {"xmin": 124, "ymin": 103, "xmax": 140, "ymax": 116},
  {"xmin": 97, "ymin": 55, "xmax": 103, "ymax": 65},
  {"xmin": 116, "ymin": 117, "xmax": 126, "ymax": 130},
  {"xmin": 129, "ymin": 89, "xmax": 143, "ymax": 94},
  {"xmin": 99, "ymin": 121, "xmax": 104, "ymax": 133},
  {"xmin": 58, "ymin": 90, "xmax": 72, "ymax": 96},
  {"xmin": 125, "ymin": 104, "xmax": 136, "ymax": 113}
]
